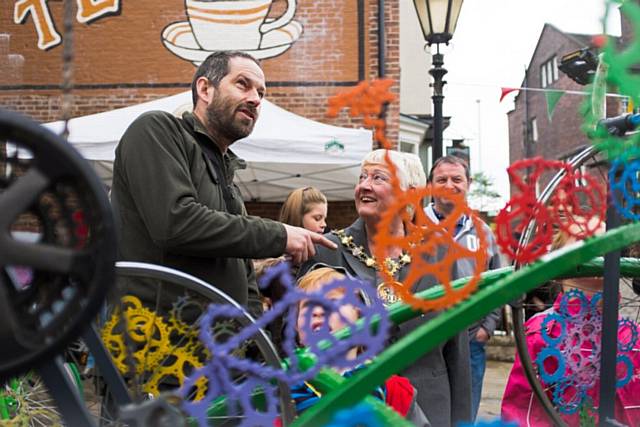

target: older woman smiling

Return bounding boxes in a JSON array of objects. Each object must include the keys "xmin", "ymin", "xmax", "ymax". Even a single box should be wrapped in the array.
[{"xmin": 299, "ymin": 149, "xmax": 471, "ymax": 426}]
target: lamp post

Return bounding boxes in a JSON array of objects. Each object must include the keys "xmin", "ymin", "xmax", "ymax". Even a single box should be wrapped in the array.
[{"xmin": 412, "ymin": 0, "xmax": 464, "ymax": 162}]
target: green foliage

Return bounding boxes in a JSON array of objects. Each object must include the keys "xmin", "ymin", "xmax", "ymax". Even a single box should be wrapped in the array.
[{"xmin": 469, "ymin": 172, "xmax": 500, "ymax": 211}]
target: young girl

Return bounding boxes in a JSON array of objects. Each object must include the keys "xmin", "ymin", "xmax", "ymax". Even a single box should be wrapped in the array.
[
  {"xmin": 256, "ymin": 187, "xmax": 328, "ymax": 307},
  {"xmin": 292, "ymin": 266, "xmax": 430, "ymax": 426},
  {"xmin": 501, "ymin": 219, "xmax": 640, "ymax": 426},
  {"xmin": 279, "ymin": 186, "xmax": 328, "ymax": 234}
]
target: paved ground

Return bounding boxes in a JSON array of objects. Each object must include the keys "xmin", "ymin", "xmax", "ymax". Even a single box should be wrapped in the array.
[{"xmin": 477, "ymin": 360, "xmax": 514, "ymax": 421}]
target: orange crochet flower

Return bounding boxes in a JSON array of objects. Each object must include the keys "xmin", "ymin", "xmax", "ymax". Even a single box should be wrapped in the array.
[
  {"xmin": 372, "ymin": 185, "xmax": 489, "ymax": 311},
  {"xmin": 327, "ymin": 79, "xmax": 396, "ymax": 149}
]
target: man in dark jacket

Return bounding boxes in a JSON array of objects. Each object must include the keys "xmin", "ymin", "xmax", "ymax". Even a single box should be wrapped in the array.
[
  {"xmin": 426, "ymin": 155, "xmax": 506, "ymax": 421},
  {"xmin": 111, "ymin": 51, "xmax": 335, "ymax": 314}
]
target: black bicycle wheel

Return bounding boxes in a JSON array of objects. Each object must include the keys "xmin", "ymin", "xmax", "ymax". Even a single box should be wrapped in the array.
[
  {"xmin": 0, "ymin": 109, "xmax": 116, "ymax": 381},
  {"xmin": 511, "ymin": 145, "xmax": 640, "ymax": 426}
]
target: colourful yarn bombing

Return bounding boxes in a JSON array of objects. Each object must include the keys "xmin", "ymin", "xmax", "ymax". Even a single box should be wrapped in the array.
[
  {"xmin": 179, "ymin": 262, "xmax": 390, "ymax": 425},
  {"xmin": 180, "ymin": 357, "xmax": 279, "ymax": 427},
  {"xmin": 496, "ymin": 157, "xmax": 605, "ymax": 264},
  {"xmin": 295, "ymin": 278, "xmax": 390, "ymax": 371},
  {"xmin": 535, "ymin": 289, "xmax": 638, "ymax": 414},
  {"xmin": 609, "ymin": 153, "xmax": 640, "ymax": 221}
]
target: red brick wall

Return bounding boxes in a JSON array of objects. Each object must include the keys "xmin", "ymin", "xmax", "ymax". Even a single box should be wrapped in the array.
[
  {"xmin": 1, "ymin": 0, "xmax": 399, "ymax": 139},
  {"xmin": 246, "ymin": 200, "xmax": 357, "ymax": 230},
  {"xmin": 2, "ymin": 0, "xmax": 398, "ymax": 228},
  {"xmin": 0, "ymin": 89, "xmax": 184, "ymax": 123}
]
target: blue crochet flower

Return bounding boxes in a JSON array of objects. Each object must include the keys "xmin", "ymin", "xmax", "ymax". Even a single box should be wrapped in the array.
[
  {"xmin": 617, "ymin": 318, "xmax": 639, "ymax": 352},
  {"xmin": 324, "ymin": 402, "xmax": 382, "ymax": 427},
  {"xmin": 589, "ymin": 292, "xmax": 602, "ymax": 314},
  {"xmin": 553, "ymin": 379, "xmax": 586, "ymax": 414},
  {"xmin": 609, "ymin": 157, "xmax": 640, "ymax": 221},
  {"xmin": 536, "ymin": 347, "xmax": 566, "ymax": 384},
  {"xmin": 559, "ymin": 289, "xmax": 589, "ymax": 319},
  {"xmin": 616, "ymin": 354, "xmax": 634, "ymax": 388},
  {"xmin": 540, "ymin": 312, "xmax": 566, "ymax": 346}
]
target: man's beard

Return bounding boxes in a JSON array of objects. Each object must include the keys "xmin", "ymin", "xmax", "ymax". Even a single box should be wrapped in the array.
[
  {"xmin": 434, "ymin": 197, "xmax": 456, "ymax": 215},
  {"xmin": 205, "ymin": 95, "xmax": 257, "ymax": 143}
]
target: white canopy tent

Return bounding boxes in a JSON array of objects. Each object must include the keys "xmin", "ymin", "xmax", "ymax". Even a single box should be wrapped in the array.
[{"xmin": 43, "ymin": 91, "xmax": 373, "ymax": 201}]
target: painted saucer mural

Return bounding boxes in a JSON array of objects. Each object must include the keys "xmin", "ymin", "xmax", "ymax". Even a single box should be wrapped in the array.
[{"xmin": 162, "ymin": 19, "xmax": 303, "ymax": 65}]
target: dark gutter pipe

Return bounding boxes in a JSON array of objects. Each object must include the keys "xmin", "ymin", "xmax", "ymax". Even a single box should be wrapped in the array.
[
  {"xmin": 378, "ymin": 0, "xmax": 385, "ymax": 78},
  {"xmin": 376, "ymin": 0, "xmax": 387, "ymax": 149}
]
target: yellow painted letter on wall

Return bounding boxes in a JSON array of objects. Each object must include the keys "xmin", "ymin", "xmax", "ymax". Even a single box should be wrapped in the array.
[
  {"xmin": 76, "ymin": 0, "xmax": 120, "ymax": 24},
  {"xmin": 14, "ymin": 0, "xmax": 62, "ymax": 50}
]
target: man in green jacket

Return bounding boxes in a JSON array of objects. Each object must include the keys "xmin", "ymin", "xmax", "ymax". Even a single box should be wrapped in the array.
[{"xmin": 111, "ymin": 51, "xmax": 335, "ymax": 314}]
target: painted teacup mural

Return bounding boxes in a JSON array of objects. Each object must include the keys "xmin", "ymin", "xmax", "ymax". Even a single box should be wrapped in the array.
[{"xmin": 163, "ymin": 0, "xmax": 303, "ymax": 65}]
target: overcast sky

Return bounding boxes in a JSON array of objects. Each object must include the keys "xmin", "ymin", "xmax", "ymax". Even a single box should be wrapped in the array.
[{"xmin": 440, "ymin": 0, "xmax": 621, "ymax": 211}]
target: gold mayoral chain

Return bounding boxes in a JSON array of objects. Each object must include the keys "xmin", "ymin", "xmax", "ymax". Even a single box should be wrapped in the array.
[{"xmin": 332, "ymin": 229, "xmax": 411, "ymax": 305}]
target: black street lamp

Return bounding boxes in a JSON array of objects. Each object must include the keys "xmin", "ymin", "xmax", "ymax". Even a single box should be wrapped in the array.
[{"xmin": 412, "ymin": 0, "xmax": 464, "ymax": 162}]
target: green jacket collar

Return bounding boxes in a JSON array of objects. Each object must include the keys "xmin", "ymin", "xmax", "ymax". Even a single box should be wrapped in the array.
[{"xmin": 181, "ymin": 111, "xmax": 247, "ymax": 174}]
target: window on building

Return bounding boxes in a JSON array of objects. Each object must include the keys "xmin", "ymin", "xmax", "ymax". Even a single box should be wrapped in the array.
[
  {"xmin": 399, "ymin": 140, "xmax": 418, "ymax": 154},
  {"xmin": 540, "ymin": 56, "xmax": 558, "ymax": 88},
  {"xmin": 529, "ymin": 118, "xmax": 538, "ymax": 142},
  {"xmin": 419, "ymin": 143, "xmax": 431, "ymax": 173}
]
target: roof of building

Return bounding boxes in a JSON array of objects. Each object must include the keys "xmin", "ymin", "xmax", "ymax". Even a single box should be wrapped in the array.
[{"xmin": 510, "ymin": 23, "xmax": 620, "ymax": 105}]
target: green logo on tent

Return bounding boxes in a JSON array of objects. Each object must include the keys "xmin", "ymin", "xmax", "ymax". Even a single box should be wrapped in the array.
[{"xmin": 325, "ymin": 138, "xmax": 344, "ymax": 153}]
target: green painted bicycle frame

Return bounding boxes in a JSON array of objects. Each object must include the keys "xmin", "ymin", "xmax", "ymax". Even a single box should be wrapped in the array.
[
  {"xmin": 201, "ymin": 250, "xmax": 640, "ymax": 425},
  {"xmin": 332, "ymin": 257, "xmax": 640, "ymax": 344},
  {"xmin": 0, "ymin": 377, "xmax": 20, "ymax": 420},
  {"xmin": 202, "ymin": 253, "xmax": 640, "ymax": 425},
  {"xmin": 292, "ymin": 223, "xmax": 640, "ymax": 426}
]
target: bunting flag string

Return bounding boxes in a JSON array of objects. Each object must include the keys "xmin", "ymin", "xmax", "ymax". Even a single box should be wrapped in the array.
[
  {"xmin": 545, "ymin": 90, "xmax": 564, "ymax": 122},
  {"xmin": 447, "ymin": 81, "xmax": 629, "ymax": 101},
  {"xmin": 500, "ymin": 87, "xmax": 519, "ymax": 102},
  {"xmin": 493, "ymin": 85, "xmax": 628, "ymax": 101}
]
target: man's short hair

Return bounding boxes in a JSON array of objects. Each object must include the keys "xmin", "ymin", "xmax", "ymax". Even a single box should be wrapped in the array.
[
  {"xmin": 191, "ymin": 51, "xmax": 262, "ymax": 106},
  {"xmin": 428, "ymin": 155, "xmax": 471, "ymax": 182}
]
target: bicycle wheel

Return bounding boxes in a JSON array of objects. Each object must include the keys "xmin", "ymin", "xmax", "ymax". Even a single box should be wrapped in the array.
[
  {"xmin": 511, "ymin": 144, "xmax": 640, "ymax": 426},
  {"xmin": 0, "ymin": 109, "xmax": 116, "ymax": 381},
  {"xmin": 82, "ymin": 262, "xmax": 295, "ymax": 426}
]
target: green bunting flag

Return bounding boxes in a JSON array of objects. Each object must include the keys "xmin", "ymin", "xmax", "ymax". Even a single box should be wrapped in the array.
[{"xmin": 545, "ymin": 90, "xmax": 564, "ymax": 121}]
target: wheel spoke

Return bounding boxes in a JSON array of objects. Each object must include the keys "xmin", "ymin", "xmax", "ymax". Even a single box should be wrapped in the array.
[
  {"xmin": 2, "ymin": 240, "xmax": 78, "ymax": 274},
  {"xmin": 0, "ymin": 168, "xmax": 49, "ymax": 229}
]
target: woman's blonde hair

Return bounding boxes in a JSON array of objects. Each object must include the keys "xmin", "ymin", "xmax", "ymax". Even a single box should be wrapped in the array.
[
  {"xmin": 548, "ymin": 216, "xmax": 605, "ymax": 294},
  {"xmin": 550, "ymin": 228, "xmax": 571, "ymax": 252},
  {"xmin": 361, "ymin": 149, "xmax": 426, "ymax": 189},
  {"xmin": 297, "ymin": 267, "xmax": 346, "ymax": 294},
  {"xmin": 279, "ymin": 187, "xmax": 327, "ymax": 228},
  {"xmin": 550, "ymin": 216, "xmax": 604, "ymax": 251}
]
